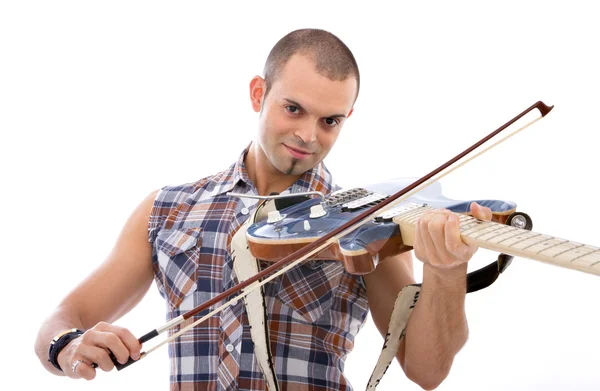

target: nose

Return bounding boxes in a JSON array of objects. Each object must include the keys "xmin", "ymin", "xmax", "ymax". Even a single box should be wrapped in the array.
[{"xmin": 294, "ymin": 120, "xmax": 318, "ymax": 144}]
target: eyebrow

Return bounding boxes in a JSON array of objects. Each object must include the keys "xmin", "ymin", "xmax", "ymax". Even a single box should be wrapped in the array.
[{"xmin": 284, "ymin": 98, "xmax": 347, "ymax": 119}]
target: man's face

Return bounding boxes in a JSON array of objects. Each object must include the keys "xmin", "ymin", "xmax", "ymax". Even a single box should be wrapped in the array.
[{"xmin": 256, "ymin": 54, "xmax": 357, "ymax": 176}]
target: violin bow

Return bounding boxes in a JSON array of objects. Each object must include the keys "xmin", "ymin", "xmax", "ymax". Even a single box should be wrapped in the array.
[{"xmin": 114, "ymin": 100, "xmax": 553, "ymax": 370}]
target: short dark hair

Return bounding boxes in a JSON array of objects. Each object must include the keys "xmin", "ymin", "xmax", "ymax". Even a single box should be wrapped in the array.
[{"xmin": 263, "ymin": 29, "xmax": 360, "ymax": 101}]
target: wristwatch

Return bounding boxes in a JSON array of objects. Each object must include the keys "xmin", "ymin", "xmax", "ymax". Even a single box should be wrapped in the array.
[{"xmin": 48, "ymin": 328, "xmax": 84, "ymax": 371}]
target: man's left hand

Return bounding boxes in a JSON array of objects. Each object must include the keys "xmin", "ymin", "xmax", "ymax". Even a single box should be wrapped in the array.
[{"xmin": 413, "ymin": 202, "xmax": 493, "ymax": 272}]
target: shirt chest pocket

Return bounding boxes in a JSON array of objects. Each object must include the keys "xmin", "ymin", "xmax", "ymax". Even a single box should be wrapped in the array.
[
  {"xmin": 155, "ymin": 227, "xmax": 203, "ymax": 309},
  {"xmin": 273, "ymin": 260, "xmax": 344, "ymax": 324}
]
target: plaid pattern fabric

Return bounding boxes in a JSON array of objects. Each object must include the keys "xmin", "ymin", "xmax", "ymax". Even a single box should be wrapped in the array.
[{"xmin": 149, "ymin": 147, "xmax": 369, "ymax": 391}]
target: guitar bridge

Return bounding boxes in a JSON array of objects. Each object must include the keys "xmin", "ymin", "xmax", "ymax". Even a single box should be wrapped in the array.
[{"xmin": 325, "ymin": 188, "xmax": 389, "ymax": 211}]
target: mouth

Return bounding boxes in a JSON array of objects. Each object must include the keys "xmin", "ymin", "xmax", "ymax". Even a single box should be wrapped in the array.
[{"xmin": 283, "ymin": 144, "xmax": 313, "ymax": 159}]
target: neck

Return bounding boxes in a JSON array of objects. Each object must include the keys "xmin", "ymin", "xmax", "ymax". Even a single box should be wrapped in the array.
[
  {"xmin": 392, "ymin": 204, "xmax": 600, "ymax": 277},
  {"xmin": 245, "ymin": 142, "xmax": 303, "ymax": 196}
]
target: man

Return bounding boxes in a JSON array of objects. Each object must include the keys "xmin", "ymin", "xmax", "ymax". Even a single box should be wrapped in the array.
[{"xmin": 35, "ymin": 28, "xmax": 491, "ymax": 390}]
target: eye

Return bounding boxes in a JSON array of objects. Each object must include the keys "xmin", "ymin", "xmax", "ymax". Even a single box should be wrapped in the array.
[
  {"xmin": 286, "ymin": 105, "xmax": 300, "ymax": 114},
  {"xmin": 323, "ymin": 117, "xmax": 339, "ymax": 127}
]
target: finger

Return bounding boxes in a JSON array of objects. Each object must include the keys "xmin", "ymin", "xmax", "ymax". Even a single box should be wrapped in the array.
[
  {"xmin": 417, "ymin": 210, "xmax": 435, "ymax": 229},
  {"xmin": 419, "ymin": 210, "xmax": 433, "ymax": 222},
  {"xmin": 412, "ymin": 215, "xmax": 427, "ymax": 262},
  {"xmin": 77, "ymin": 344, "xmax": 115, "ymax": 372},
  {"xmin": 470, "ymin": 202, "xmax": 493, "ymax": 221},
  {"xmin": 427, "ymin": 213, "xmax": 460, "ymax": 267},
  {"xmin": 414, "ymin": 210, "xmax": 440, "ymax": 262},
  {"xmin": 92, "ymin": 321, "xmax": 112, "ymax": 332},
  {"xmin": 85, "ymin": 331, "xmax": 131, "ymax": 364},
  {"xmin": 111, "ymin": 326, "xmax": 142, "ymax": 360},
  {"xmin": 419, "ymin": 216, "xmax": 441, "ymax": 266},
  {"xmin": 72, "ymin": 359, "xmax": 97, "ymax": 381},
  {"xmin": 445, "ymin": 213, "xmax": 476, "ymax": 261},
  {"xmin": 90, "ymin": 323, "xmax": 141, "ymax": 361}
]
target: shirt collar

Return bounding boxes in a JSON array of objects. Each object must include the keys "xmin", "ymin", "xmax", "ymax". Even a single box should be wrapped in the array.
[{"xmin": 212, "ymin": 144, "xmax": 335, "ymax": 197}]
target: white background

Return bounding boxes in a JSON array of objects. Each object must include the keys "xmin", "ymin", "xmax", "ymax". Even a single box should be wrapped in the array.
[{"xmin": 1, "ymin": 1, "xmax": 599, "ymax": 390}]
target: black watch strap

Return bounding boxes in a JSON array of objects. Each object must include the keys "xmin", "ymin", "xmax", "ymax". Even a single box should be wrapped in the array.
[{"xmin": 48, "ymin": 329, "xmax": 84, "ymax": 371}]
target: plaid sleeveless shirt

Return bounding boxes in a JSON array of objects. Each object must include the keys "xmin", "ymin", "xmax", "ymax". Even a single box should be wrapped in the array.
[{"xmin": 148, "ymin": 148, "xmax": 369, "ymax": 391}]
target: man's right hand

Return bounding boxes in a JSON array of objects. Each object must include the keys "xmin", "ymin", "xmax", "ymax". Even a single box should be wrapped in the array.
[
  {"xmin": 57, "ymin": 322, "xmax": 141, "ymax": 380},
  {"xmin": 34, "ymin": 190, "xmax": 158, "ymax": 378}
]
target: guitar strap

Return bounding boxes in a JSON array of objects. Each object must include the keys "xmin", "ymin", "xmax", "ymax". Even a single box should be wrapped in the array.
[
  {"xmin": 366, "ymin": 254, "xmax": 513, "ymax": 390},
  {"xmin": 232, "ymin": 206, "xmax": 280, "ymax": 391}
]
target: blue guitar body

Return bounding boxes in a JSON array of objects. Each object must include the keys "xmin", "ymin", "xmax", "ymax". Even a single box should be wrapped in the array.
[{"xmin": 247, "ymin": 178, "xmax": 518, "ymax": 274}]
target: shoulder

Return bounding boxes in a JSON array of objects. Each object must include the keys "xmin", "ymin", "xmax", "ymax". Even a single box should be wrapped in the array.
[
  {"xmin": 148, "ymin": 166, "xmax": 234, "ymax": 236},
  {"xmin": 154, "ymin": 167, "xmax": 232, "ymax": 209}
]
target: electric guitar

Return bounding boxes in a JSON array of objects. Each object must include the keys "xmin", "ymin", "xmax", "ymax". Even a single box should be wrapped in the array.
[{"xmin": 246, "ymin": 178, "xmax": 600, "ymax": 277}]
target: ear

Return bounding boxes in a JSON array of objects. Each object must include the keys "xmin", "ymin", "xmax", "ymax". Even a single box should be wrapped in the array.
[
  {"xmin": 249, "ymin": 76, "xmax": 266, "ymax": 113},
  {"xmin": 347, "ymin": 108, "xmax": 354, "ymax": 118}
]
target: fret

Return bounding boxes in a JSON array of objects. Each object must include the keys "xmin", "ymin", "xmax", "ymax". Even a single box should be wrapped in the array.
[
  {"xmin": 399, "ymin": 206, "xmax": 427, "ymax": 219},
  {"xmin": 460, "ymin": 222, "xmax": 488, "ymax": 236},
  {"xmin": 476, "ymin": 225, "xmax": 518, "ymax": 241},
  {"xmin": 484, "ymin": 229, "xmax": 523, "ymax": 244},
  {"xmin": 466, "ymin": 223, "xmax": 507, "ymax": 239},
  {"xmin": 459, "ymin": 220, "xmax": 480, "ymax": 231},
  {"xmin": 571, "ymin": 255, "xmax": 600, "ymax": 270},
  {"xmin": 571, "ymin": 256, "xmax": 600, "ymax": 270},
  {"xmin": 517, "ymin": 235, "xmax": 555, "ymax": 251},
  {"xmin": 402, "ymin": 215, "xmax": 420, "ymax": 225},
  {"xmin": 568, "ymin": 248, "xmax": 600, "ymax": 267},
  {"xmin": 406, "ymin": 213, "xmax": 424, "ymax": 224},
  {"xmin": 499, "ymin": 233, "xmax": 548, "ymax": 251},
  {"xmin": 535, "ymin": 240, "xmax": 579, "ymax": 256},
  {"xmin": 497, "ymin": 231, "xmax": 541, "ymax": 247},
  {"xmin": 554, "ymin": 245, "xmax": 597, "ymax": 263},
  {"xmin": 527, "ymin": 238, "xmax": 567, "ymax": 254},
  {"xmin": 401, "ymin": 208, "xmax": 429, "ymax": 223}
]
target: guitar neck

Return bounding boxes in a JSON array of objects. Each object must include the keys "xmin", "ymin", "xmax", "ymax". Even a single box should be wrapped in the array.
[{"xmin": 392, "ymin": 206, "xmax": 600, "ymax": 277}]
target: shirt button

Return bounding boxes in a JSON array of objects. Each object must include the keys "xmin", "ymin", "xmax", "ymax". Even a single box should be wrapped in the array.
[
  {"xmin": 241, "ymin": 207, "xmax": 249, "ymax": 215},
  {"xmin": 225, "ymin": 344, "xmax": 234, "ymax": 353}
]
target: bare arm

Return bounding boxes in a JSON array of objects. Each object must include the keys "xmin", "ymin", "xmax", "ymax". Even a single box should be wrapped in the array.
[
  {"xmin": 365, "ymin": 202, "xmax": 492, "ymax": 390},
  {"xmin": 34, "ymin": 189, "xmax": 159, "ymax": 379}
]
